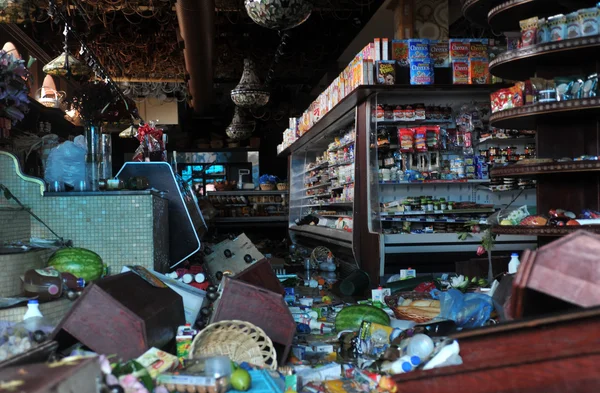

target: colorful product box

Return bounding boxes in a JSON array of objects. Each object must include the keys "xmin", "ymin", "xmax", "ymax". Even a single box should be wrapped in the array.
[
  {"xmin": 430, "ymin": 40, "xmax": 449, "ymax": 68},
  {"xmin": 452, "ymin": 58, "xmax": 469, "ymax": 85},
  {"xmin": 449, "ymin": 39, "xmax": 470, "ymax": 62},
  {"xmin": 410, "ymin": 59, "xmax": 434, "ymax": 85},
  {"xmin": 376, "ymin": 60, "xmax": 396, "ymax": 85},
  {"xmin": 392, "ymin": 39, "xmax": 409, "ymax": 67},
  {"xmin": 408, "ymin": 39, "xmax": 430, "ymax": 60},
  {"xmin": 382, "ymin": 38, "xmax": 389, "ymax": 60}
]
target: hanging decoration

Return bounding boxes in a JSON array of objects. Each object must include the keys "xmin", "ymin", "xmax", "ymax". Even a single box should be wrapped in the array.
[
  {"xmin": 120, "ymin": 82, "xmax": 188, "ymax": 103},
  {"xmin": 231, "ymin": 58, "xmax": 270, "ymax": 109},
  {"xmin": 132, "ymin": 122, "xmax": 166, "ymax": 162},
  {"xmin": 35, "ymin": 75, "xmax": 65, "ymax": 109},
  {"xmin": 43, "ymin": 26, "xmax": 92, "ymax": 80},
  {"xmin": 226, "ymin": 107, "xmax": 256, "ymax": 142},
  {"xmin": 245, "ymin": 0, "xmax": 312, "ymax": 30}
]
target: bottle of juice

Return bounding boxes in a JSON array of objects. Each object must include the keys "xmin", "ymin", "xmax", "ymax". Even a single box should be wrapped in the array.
[{"xmin": 22, "ymin": 268, "xmax": 64, "ymax": 301}]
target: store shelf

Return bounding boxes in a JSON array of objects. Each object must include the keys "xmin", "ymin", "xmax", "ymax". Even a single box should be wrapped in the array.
[
  {"xmin": 489, "ymin": 98, "xmax": 600, "ymax": 130},
  {"xmin": 214, "ymin": 216, "xmax": 288, "ymax": 223},
  {"xmin": 301, "ymin": 162, "xmax": 329, "ymax": 174},
  {"xmin": 489, "ymin": 35, "xmax": 600, "ymax": 81},
  {"xmin": 490, "ymin": 160, "xmax": 600, "ymax": 177},
  {"xmin": 379, "ymin": 179, "xmax": 490, "ymax": 185},
  {"xmin": 462, "ymin": 0, "xmax": 504, "ymax": 26},
  {"xmin": 208, "ymin": 190, "xmax": 288, "ymax": 196},
  {"xmin": 289, "ymin": 225, "xmax": 353, "ymax": 244},
  {"xmin": 381, "ymin": 217, "xmax": 487, "ymax": 224},
  {"xmin": 477, "ymin": 137, "xmax": 535, "ymax": 144},
  {"xmin": 297, "ymin": 201, "xmax": 353, "ymax": 208},
  {"xmin": 279, "ymin": 84, "xmax": 507, "ymax": 157},
  {"xmin": 492, "ymin": 225, "xmax": 600, "ymax": 236},
  {"xmin": 328, "ymin": 140, "xmax": 355, "ymax": 152},
  {"xmin": 299, "ymin": 183, "xmax": 331, "ymax": 192},
  {"xmin": 330, "ymin": 182, "xmax": 354, "ymax": 189},
  {"xmin": 329, "ymin": 160, "xmax": 354, "ymax": 168},
  {"xmin": 487, "ymin": 0, "xmax": 596, "ymax": 33},
  {"xmin": 298, "ymin": 193, "xmax": 331, "ymax": 199},
  {"xmin": 381, "ymin": 208, "xmax": 495, "ymax": 216},
  {"xmin": 376, "ymin": 119, "xmax": 454, "ymax": 126}
]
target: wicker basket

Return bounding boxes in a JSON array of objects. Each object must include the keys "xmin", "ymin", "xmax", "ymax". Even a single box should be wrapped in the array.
[
  {"xmin": 276, "ymin": 183, "xmax": 288, "ymax": 191},
  {"xmin": 189, "ymin": 320, "xmax": 278, "ymax": 370},
  {"xmin": 385, "ymin": 291, "xmax": 439, "ymax": 323},
  {"xmin": 260, "ymin": 183, "xmax": 275, "ymax": 191}
]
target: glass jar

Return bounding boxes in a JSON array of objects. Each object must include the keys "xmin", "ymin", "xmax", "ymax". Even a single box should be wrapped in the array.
[
  {"xmin": 427, "ymin": 199, "xmax": 434, "ymax": 211},
  {"xmin": 440, "ymin": 201, "xmax": 447, "ymax": 210},
  {"xmin": 447, "ymin": 202, "xmax": 453, "ymax": 210}
]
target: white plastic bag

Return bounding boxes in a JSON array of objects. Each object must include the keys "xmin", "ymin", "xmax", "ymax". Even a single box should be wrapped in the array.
[{"xmin": 44, "ymin": 137, "xmax": 87, "ymax": 187}]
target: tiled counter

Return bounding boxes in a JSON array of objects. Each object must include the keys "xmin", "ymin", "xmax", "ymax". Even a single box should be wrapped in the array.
[{"xmin": 0, "ymin": 152, "xmax": 169, "ymax": 274}]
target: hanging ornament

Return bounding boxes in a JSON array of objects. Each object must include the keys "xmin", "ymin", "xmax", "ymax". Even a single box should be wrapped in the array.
[
  {"xmin": 226, "ymin": 107, "xmax": 256, "ymax": 142},
  {"xmin": 245, "ymin": 0, "xmax": 312, "ymax": 30},
  {"xmin": 231, "ymin": 58, "xmax": 270, "ymax": 109},
  {"xmin": 43, "ymin": 26, "xmax": 91, "ymax": 80}
]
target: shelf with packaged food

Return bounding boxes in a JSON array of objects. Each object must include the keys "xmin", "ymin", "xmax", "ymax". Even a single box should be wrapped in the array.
[
  {"xmin": 489, "ymin": 98, "xmax": 600, "ymax": 130},
  {"xmin": 381, "ymin": 208, "xmax": 495, "ymax": 217},
  {"xmin": 489, "ymin": 35, "xmax": 600, "ymax": 81},
  {"xmin": 379, "ymin": 179, "xmax": 490, "ymax": 185},
  {"xmin": 207, "ymin": 190, "xmax": 289, "ymax": 196},
  {"xmin": 487, "ymin": 0, "xmax": 597, "ymax": 34},
  {"xmin": 492, "ymin": 224, "xmax": 600, "ymax": 236},
  {"xmin": 462, "ymin": 0, "xmax": 504, "ymax": 26},
  {"xmin": 490, "ymin": 160, "xmax": 600, "ymax": 177}
]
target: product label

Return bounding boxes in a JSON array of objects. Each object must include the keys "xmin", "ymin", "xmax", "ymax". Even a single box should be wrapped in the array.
[
  {"xmin": 410, "ymin": 60, "xmax": 433, "ymax": 85},
  {"xmin": 392, "ymin": 40, "xmax": 409, "ymax": 67},
  {"xmin": 35, "ymin": 268, "xmax": 60, "ymax": 278},
  {"xmin": 408, "ymin": 39, "xmax": 430, "ymax": 60},
  {"xmin": 452, "ymin": 59, "xmax": 469, "ymax": 85},
  {"xmin": 449, "ymin": 39, "xmax": 470, "ymax": 61},
  {"xmin": 430, "ymin": 40, "xmax": 449, "ymax": 68}
]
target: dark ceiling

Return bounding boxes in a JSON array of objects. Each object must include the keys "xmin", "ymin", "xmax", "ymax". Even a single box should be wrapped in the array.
[{"xmin": 23, "ymin": 0, "xmax": 384, "ymax": 133}]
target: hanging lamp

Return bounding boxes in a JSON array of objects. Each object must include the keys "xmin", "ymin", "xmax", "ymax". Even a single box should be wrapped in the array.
[
  {"xmin": 226, "ymin": 107, "xmax": 256, "ymax": 141},
  {"xmin": 231, "ymin": 58, "xmax": 270, "ymax": 108},
  {"xmin": 43, "ymin": 26, "xmax": 91, "ymax": 80},
  {"xmin": 245, "ymin": 0, "xmax": 312, "ymax": 30}
]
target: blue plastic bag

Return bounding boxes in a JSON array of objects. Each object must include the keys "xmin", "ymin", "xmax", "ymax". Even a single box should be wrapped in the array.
[{"xmin": 431, "ymin": 289, "xmax": 494, "ymax": 328}]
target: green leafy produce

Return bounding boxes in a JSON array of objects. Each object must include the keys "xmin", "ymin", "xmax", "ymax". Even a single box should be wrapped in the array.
[
  {"xmin": 335, "ymin": 305, "xmax": 390, "ymax": 332},
  {"xmin": 47, "ymin": 247, "xmax": 104, "ymax": 282}
]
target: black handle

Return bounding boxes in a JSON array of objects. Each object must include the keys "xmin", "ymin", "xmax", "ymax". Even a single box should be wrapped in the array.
[
  {"xmin": 224, "ymin": 249, "xmax": 232, "ymax": 258},
  {"xmin": 244, "ymin": 254, "xmax": 253, "ymax": 263}
]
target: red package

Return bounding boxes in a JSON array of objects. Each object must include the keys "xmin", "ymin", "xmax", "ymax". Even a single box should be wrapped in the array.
[
  {"xmin": 414, "ymin": 126, "xmax": 427, "ymax": 152},
  {"xmin": 398, "ymin": 127, "xmax": 415, "ymax": 153},
  {"xmin": 414, "ymin": 282, "xmax": 436, "ymax": 292}
]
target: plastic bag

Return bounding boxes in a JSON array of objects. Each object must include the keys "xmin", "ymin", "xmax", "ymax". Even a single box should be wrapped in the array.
[
  {"xmin": 44, "ymin": 137, "xmax": 87, "ymax": 187},
  {"xmin": 431, "ymin": 289, "xmax": 493, "ymax": 328}
]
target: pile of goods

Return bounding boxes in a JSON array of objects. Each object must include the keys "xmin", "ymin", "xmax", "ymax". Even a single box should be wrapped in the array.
[{"xmin": 498, "ymin": 206, "xmax": 600, "ymax": 227}]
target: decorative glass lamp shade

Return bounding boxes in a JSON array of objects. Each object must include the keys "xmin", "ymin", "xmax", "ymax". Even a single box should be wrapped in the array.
[
  {"xmin": 245, "ymin": 0, "xmax": 312, "ymax": 30},
  {"xmin": 231, "ymin": 59, "xmax": 270, "ymax": 108},
  {"xmin": 43, "ymin": 52, "xmax": 92, "ymax": 79},
  {"xmin": 226, "ymin": 107, "xmax": 256, "ymax": 141}
]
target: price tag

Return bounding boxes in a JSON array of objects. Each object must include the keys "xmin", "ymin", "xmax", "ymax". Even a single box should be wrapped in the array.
[
  {"xmin": 392, "ymin": 218, "xmax": 403, "ymax": 222},
  {"xmin": 395, "ymin": 212, "xmax": 404, "ymax": 216},
  {"xmin": 381, "ymin": 212, "xmax": 388, "ymax": 216},
  {"xmin": 407, "ymin": 218, "xmax": 420, "ymax": 222},
  {"xmin": 447, "ymin": 219, "xmax": 456, "ymax": 223},
  {"xmin": 426, "ymin": 218, "xmax": 436, "ymax": 222},
  {"xmin": 434, "ymin": 210, "xmax": 443, "ymax": 214}
]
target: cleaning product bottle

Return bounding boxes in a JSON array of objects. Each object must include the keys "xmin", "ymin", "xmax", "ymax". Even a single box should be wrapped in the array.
[
  {"xmin": 508, "ymin": 253, "xmax": 521, "ymax": 274},
  {"xmin": 389, "ymin": 355, "xmax": 421, "ymax": 374},
  {"xmin": 23, "ymin": 299, "xmax": 46, "ymax": 332}
]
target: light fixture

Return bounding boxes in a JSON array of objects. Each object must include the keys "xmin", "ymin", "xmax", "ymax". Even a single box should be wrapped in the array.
[
  {"xmin": 231, "ymin": 58, "xmax": 270, "ymax": 108},
  {"xmin": 245, "ymin": 0, "xmax": 312, "ymax": 30},
  {"xmin": 226, "ymin": 107, "xmax": 256, "ymax": 141},
  {"xmin": 43, "ymin": 26, "xmax": 91, "ymax": 80}
]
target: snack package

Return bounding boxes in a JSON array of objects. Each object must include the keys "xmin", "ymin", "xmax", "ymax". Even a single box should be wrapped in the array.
[
  {"xmin": 376, "ymin": 60, "xmax": 396, "ymax": 85},
  {"xmin": 469, "ymin": 57, "xmax": 490, "ymax": 84},
  {"xmin": 583, "ymin": 74, "xmax": 598, "ymax": 98},
  {"xmin": 357, "ymin": 321, "xmax": 401, "ymax": 357},
  {"xmin": 537, "ymin": 18, "xmax": 549, "ymax": 44},
  {"xmin": 519, "ymin": 17, "xmax": 538, "ymax": 47},
  {"xmin": 566, "ymin": 11, "xmax": 581, "ymax": 39},
  {"xmin": 426, "ymin": 126, "xmax": 440, "ymax": 150},
  {"xmin": 579, "ymin": 7, "xmax": 600, "ymax": 37},
  {"xmin": 430, "ymin": 40, "xmax": 449, "ymax": 68},
  {"xmin": 398, "ymin": 128, "xmax": 415, "ymax": 153},
  {"xmin": 404, "ymin": 104, "xmax": 416, "ymax": 121},
  {"xmin": 393, "ymin": 105, "xmax": 404, "ymax": 121},
  {"xmin": 490, "ymin": 85, "xmax": 524, "ymax": 113},
  {"xmin": 410, "ymin": 59, "xmax": 434, "ymax": 85},
  {"xmin": 414, "ymin": 127, "xmax": 427, "ymax": 152},
  {"xmin": 392, "ymin": 39, "xmax": 409, "ymax": 67},
  {"xmin": 548, "ymin": 14, "xmax": 567, "ymax": 42},
  {"xmin": 449, "ymin": 39, "xmax": 470, "ymax": 62},
  {"xmin": 452, "ymin": 59, "xmax": 469, "ymax": 84},
  {"xmin": 408, "ymin": 39, "xmax": 430, "ymax": 60}
]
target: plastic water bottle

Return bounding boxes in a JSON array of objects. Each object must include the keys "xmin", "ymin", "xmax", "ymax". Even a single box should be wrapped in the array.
[
  {"xmin": 508, "ymin": 253, "xmax": 521, "ymax": 274},
  {"xmin": 23, "ymin": 299, "xmax": 45, "ymax": 332},
  {"xmin": 390, "ymin": 355, "xmax": 421, "ymax": 374},
  {"xmin": 407, "ymin": 334, "xmax": 435, "ymax": 359}
]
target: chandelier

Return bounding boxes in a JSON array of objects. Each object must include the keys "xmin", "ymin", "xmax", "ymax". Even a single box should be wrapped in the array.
[
  {"xmin": 226, "ymin": 107, "xmax": 256, "ymax": 142},
  {"xmin": 119, "ymin": 82, "xmax": 188, "ymax": 103},
  {"xmin": 231, "ymin": 59, "xmax": 270, "ymax": 109},
  {"xmin": 245, "ymin": 0, "xmax": 312, "ymax": 30}
]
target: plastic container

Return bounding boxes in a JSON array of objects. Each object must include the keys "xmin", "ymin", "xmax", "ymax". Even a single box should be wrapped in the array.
[
  {"xmin": 389, "ymin": 355, "xmax": 421, "ymax": 374},
  {"xmin": 23, "ymin": 299, "xmax": 43, "ymax": 320},
  {"xmin": 407, "ymin": 333, "xmax": 435, "ymax": 359},
  {"xmin": 22, "ymin": 268, "xmax": 64, "ymax": 301},
  {"xmin": 204, "ymin": 356, "xmax": 233, "ymax": 378},
  {"xmin": 508, "ymin": 253, "xmax": 521, "ymax": 274}
]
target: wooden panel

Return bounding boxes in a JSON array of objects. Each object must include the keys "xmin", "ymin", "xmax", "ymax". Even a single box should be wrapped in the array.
[{"xmin": 233, "ymin": 259, "xmax": 285, "ymax": 295}]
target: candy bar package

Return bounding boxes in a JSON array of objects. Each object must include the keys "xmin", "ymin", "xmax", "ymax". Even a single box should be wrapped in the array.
[
  {"xmin": 408, "ymin": 38, "xmax": 430, "ymax": 60},
  {"xmin": 430, "ymin": 40, "xmax": 449, "ymax": 68},
  {"xmin": 579, "ymin": 7, "xmax": 600, "ymax": 37},
  {"xmin": 449, "ymin": 39, "xmax": 470, "ymax": 62},
  {"xmin": 452, "ymin": 59, "xmax": 469, "ymax": 85},
  {"xmin": 548, "ymin": 14, "xmax": 567, "ymax": 42},
  {"xmin": 410, "ymin": 59, "xmax": 434, "ymax": 85},
  {"xmin": 520, "ymin": 17, "xmax": 538, "ymax": 47},
  {"xmin": 566, "ymin": 11, "xmax": 582, "ymax": 39},
  {"xmin": 376, "ymin": 60, "xmax": 396, "ymax": 85},
  {"xmin": 392, "ymin": 39, "xmax": 409, "ymax": 67}
]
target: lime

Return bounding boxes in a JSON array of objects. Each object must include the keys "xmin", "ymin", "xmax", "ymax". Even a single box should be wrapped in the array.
[{"xmin": 230, "ymin": 368, "xmax": 252, "ymax": 391}]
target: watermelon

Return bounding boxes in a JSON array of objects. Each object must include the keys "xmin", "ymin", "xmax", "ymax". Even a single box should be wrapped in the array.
[
  {"xmin": 335, "ymin": 305, "xmax": 391, "ymax": 332},
  {"xmin": 47, "ymin": 247, "xmax": 104, "ymax": 282}
]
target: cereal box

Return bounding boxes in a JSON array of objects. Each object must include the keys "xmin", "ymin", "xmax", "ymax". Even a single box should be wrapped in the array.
[
  {"xmin": 392, "ymin": 39, "xmax": 409, "ymax": 67},
  {"xmin": 382, "ymin": 38, "xmax": 389, "ymax": 60},
  {"xmin": 408, "ymin": 39, "xmax": 430, "ymax": 60},
  {"xmin": 452, "ymin": 59, "xmax": 469, "ymax": 84},
  {"xmin": 430, "ymin": 40, "xmax": 449, "ymax": 68},
  {"xmin": 449, "ymin": 39, "xmax": 470, "ymax": 62},
  {"xmin": 374, "ymin": 38, "xmax": 381, "ymax": 61},
  {"xmin": 376, "ymin": 60, "xmax": 396, "ymax": 85},
  {"xmin": 409, "ymin": 59, "xmax": 434, "ymax": 85},
  {"xmin": 469, "ymin": 39, "xmax": 488, "ymax": 59},
  {"xmin": 469, "ymin": 57, "xmax": 490, "ymax": 84}
]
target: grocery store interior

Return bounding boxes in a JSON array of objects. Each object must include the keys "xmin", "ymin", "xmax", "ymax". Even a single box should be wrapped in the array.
[{"xmin": 0, "ymin": 0, "xmax": 598, "ymax": 392}]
